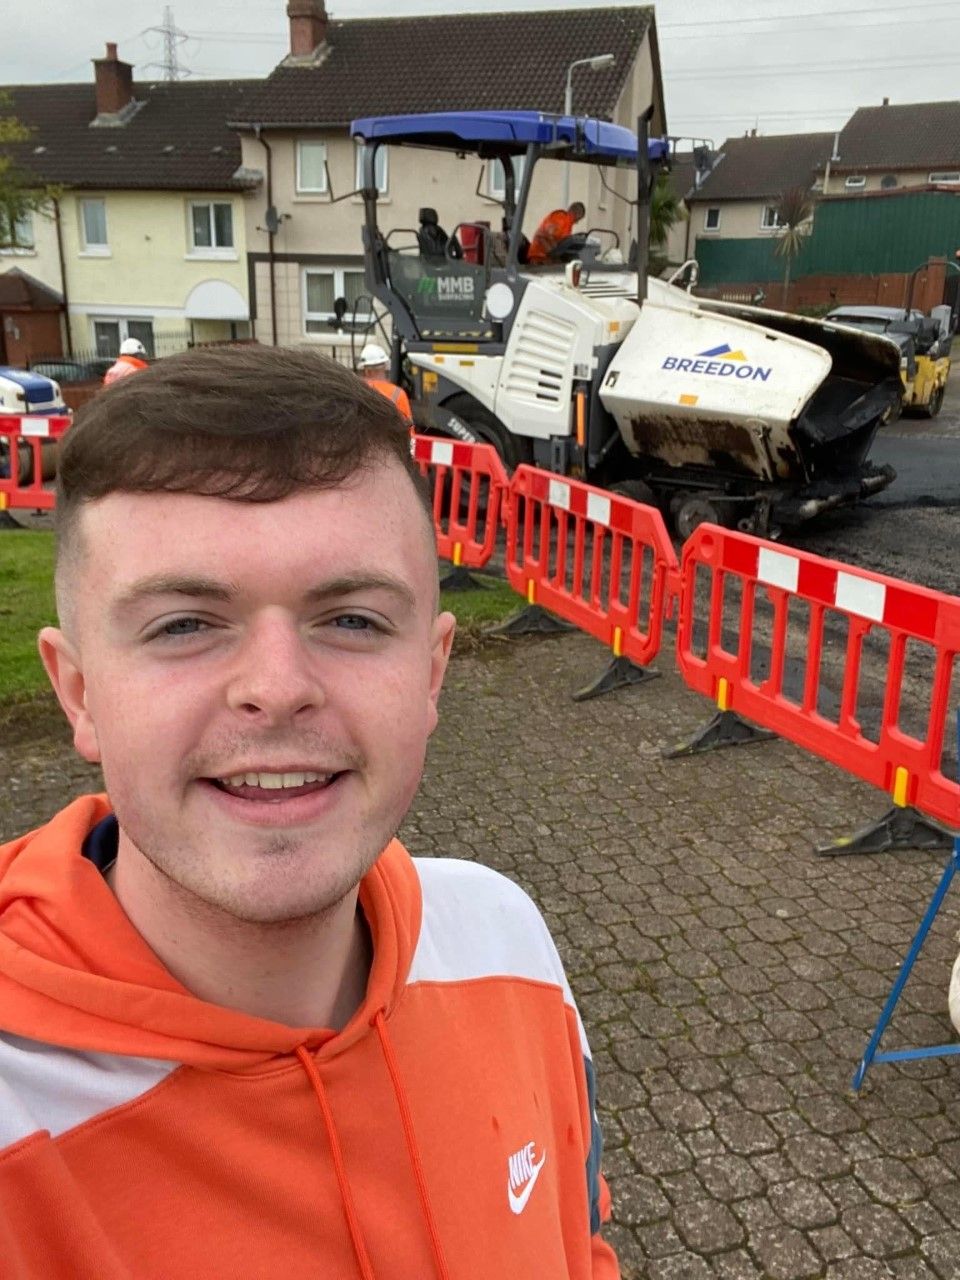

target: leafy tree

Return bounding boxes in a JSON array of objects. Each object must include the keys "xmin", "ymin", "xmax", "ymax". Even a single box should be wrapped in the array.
[
  {"xmin": 773, "ymin": 186, "xmax": 814, "ymax": 307},
  {"xmin": 0, "ymin": 92, "xmax": 55, "ymax": 250}
]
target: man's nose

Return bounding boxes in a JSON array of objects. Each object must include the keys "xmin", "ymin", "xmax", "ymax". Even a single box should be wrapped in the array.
[{"xmin": 225, "ymin": 615, "xmax": 321, "ymax": 723}]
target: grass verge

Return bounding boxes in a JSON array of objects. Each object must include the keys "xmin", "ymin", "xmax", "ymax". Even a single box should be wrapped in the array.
[{"xmin": 0, "ymin": 531, "xmax": 522, "ymax": 717}]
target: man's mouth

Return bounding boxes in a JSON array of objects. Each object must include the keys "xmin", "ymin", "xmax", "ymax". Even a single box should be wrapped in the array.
[{"xmin": 207, "ymin": 771, "xmax": 342, "ymax": 801}]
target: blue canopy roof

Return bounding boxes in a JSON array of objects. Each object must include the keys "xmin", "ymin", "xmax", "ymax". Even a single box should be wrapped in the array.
[{"xmin": 351, "ymin": 111, "xmax": 669, "ymax": 164}]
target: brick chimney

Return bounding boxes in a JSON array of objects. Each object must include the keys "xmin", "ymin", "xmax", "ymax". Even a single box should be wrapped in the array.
[
  {"xmin": 93, "ymin": 43, "xmax": 134, "ymax": 117},
  {"xmin": 287, "ymin": 0, "xmax": 328, "ymax": 57}
]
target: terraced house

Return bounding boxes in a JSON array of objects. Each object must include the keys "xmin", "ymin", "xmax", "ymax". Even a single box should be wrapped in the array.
[
  {"xmin": 0, "ymin": 45, "xmax": 257, "ymax": 367},
  {"xmin": 230, "ymin": 0, "xmax": 665, "ymax": 348}
]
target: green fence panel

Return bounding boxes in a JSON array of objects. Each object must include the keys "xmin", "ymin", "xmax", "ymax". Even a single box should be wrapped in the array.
[{"xmin": 695, "ymin": 192, "xmax": 960, "ymax": 286}]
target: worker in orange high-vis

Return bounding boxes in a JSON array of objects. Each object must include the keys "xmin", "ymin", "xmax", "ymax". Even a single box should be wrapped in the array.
[
  {"xmin": 103, "ymin": 338, "xmax": 149, "ymax": 386},
  {"xmin": 357, "ymin": 342, "xmax": 414, "ymax": 432},
  {"xmin": 527, "ymin": 201, "xmax": 586, "ymax": 264}
]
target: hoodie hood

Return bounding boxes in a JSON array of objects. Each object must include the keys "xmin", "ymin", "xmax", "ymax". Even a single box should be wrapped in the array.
[{"xmin": 0, "ymin": 794, "xmax": 421, "ymax": 1070}]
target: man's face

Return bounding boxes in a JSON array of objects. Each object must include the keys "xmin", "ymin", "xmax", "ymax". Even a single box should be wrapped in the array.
[{"xmin": 41, "ymin": 460, "xmax": 455, "ymax": 923}]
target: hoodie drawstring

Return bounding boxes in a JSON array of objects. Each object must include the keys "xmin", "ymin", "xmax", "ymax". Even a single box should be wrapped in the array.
[
  {"xmin": 295, "ymin": 1016, "xmax": 451, "ymax": 1280},
  {"xmin": 295, "ymin": 1045, "xmax": 376, "ymax": 1280},
  {"xmin": 372, "ymin": 1009, "xmax": 451, "ymax": 1280}
]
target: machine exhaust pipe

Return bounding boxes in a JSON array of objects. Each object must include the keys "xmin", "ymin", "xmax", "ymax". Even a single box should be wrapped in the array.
[{"xmin": 635, "ymin": 104, "xmax": 654, "ymax": 309}]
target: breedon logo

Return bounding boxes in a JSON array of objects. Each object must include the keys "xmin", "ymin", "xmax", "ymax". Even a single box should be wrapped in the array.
[{"xmin": 661, "ymin": 343, "xmax": 772, "ymax": 382}]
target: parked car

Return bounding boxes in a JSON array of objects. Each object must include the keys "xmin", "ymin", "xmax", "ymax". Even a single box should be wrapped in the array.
[
  {"xmin": 0, "ymin": 367, "xmax": 67, "ymax": 485},
  {"xmin": 30, "ymin": 357, "xmax": 114, "ymax": 385},
  {"xmin": 0, "ymin": 366, "xmax": 68, "ymax": 416}
]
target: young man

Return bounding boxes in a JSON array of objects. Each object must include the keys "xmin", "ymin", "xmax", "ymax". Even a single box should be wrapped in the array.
[
  {"xmin": 0, "ymin": 346, "xmax": 619, "ymax": 1278},
  {"xmin": 527, "ymin": 201, "xmax": 586, "ymax": 264}
]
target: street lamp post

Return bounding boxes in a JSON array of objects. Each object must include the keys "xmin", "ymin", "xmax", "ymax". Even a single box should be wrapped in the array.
[{"xmin": 562, "ymin": 53, "xmax": 615, "ymax": 207}]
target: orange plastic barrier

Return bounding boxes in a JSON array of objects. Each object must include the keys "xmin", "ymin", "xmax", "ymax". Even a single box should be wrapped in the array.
[
  {"xmin": 0, "ymin": 413, "xmax": 71, "ymax": 512},
  {"xmin": 504, "ymin": 465, "xmax": 679, "ymax": 667},
  {"xmin": 411, "ymin": 434, "xmax": 509, "ymax": 570},
  {"xmin": 675, "ymin": 523, "xmax": 960, "ymax": 829}
]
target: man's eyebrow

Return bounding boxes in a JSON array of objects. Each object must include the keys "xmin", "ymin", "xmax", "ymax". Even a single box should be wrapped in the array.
[
  {"xmin": 302, "ymin": 573, "xmax": 418, "ymax": 611},
  {"xmin": 112, "ymin": 574, "xmax": 239, "ymax": 614},
  {"xmin": 111, "ymin": 572, "xmax": 419, "ymax": 614}
]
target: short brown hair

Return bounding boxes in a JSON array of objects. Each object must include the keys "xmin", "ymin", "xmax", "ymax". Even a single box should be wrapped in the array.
[{"xmin": 55, "ymin": 343, "xmax": 427, "ymax": 545}]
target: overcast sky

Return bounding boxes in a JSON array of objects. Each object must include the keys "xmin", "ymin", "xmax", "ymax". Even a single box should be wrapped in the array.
[{"xmin": 5, "ymin": 0, "xmax": 960, "ymax": 146}]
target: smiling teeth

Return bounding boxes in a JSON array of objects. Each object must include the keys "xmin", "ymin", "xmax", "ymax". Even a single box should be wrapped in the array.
[{"xmin": 220, "ymin": 771, "xmax": 330, "ymax": 789}]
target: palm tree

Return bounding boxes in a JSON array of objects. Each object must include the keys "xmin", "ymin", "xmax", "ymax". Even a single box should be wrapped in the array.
[
  {"xmin": 773, "ymin": 186, "xmax": 814, "ymax": 309},
  {"xmin": 647, "ymin": 173, "xmax": 686, "ymax": 275},
  {"xmin": 650, "ymin": 172, "xmax": 684, "ymax": 250}
]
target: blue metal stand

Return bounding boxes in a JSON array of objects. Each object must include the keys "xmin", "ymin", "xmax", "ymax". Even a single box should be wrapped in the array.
[
  {"xmin": 852, "ymin": 712, "xmax": 960, "ymax": 1090},
  {"xmin": 852, "ymin": 838, "xmax": 960, "ymax": 1090}
]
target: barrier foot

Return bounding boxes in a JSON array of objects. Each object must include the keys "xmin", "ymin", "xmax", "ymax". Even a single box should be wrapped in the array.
[
  {"xmin": 484, "ymin": 604, "xmax": 576, "ymax": 638},
  {"xmin": 572, "ymin": 656, "xmax": 660, "ymax": 703},
  {"xmin": 662, "ymin": 710, "xmax": 776, "ymax": 759},
  {"xmin": 439, "ymin": 565, "xmax": 487, "ymax": 593},
  {"xmin": 818, "ymin": 805, "xmax": 956, "ymax": 858}
]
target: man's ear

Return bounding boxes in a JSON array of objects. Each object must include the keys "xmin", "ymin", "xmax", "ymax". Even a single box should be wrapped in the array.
[
  {"xmin": 38, "ymin": 627, "xmax": 101, "ymax": 763},
  {"xmin": 426, "ymin": 610, "xmax": 456, "ymax": 736}
]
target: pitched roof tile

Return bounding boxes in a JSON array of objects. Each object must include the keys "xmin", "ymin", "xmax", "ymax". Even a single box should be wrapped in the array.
[
  {"xmin": 3, "ymin": 79, "xmax": 257, "ymax": 190},
  {"xmin": 687, "ymin": 132, "xmax": 834, "ymax": 202},
  {"xmin": 834, "ymin": 100, "xmax": 960, "ymax": 171},
  {"xmin": 231, "ymin": 7, "xmax": 654, "ymax": 127}
]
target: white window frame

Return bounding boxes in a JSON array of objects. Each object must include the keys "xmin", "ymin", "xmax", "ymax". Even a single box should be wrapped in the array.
[
  {"xmin": 929, "ymin": 171, "xmax": 960, "ymax": 185},
  {"xmin": 355, "ymin": 143, "xmax": 388, "ymax": 195},
  {"xmin": 301, "ymin": 265, "xmax": 371, "ymax": 333},
  {"xmin": 296, "ymin": 140, "xmax": 329, "ymax": 195},
  {"xmin": 79, "ymin": 198, "xmax": 110, "ymax": 256},
  {"xmin": 703, "ymin": 206, "xmax": 721, "ymax": 232},
  {"xmin": 488, "ymin": 155, "xmax": 526, "ymax": 200},
  {"xmin": 0, "ymin": 208, "xmax": 35, "ymax": 255},
  {"xmin": 760, "ymin": 205, "xmax": 782, "ymax": 231},
  {"xmin": 91, "ymin": 316, "xmax": 155, "ymax": 357},
  {"xmin": 844, "ymin": 175, "xmax": 866, "ymax": 189},
  {"xmin": 187, "ymin": 200, "xmax": 235, "ymax": 258}
]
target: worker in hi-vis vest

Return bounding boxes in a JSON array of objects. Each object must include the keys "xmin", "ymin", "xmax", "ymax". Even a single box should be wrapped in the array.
[
  {"xmin": 357, "ymin": 343, "xmax": 414, "ymax": 432},
  {"xmin": 103, "ymin": 338, "xmax": 149, "ymax": 387}
]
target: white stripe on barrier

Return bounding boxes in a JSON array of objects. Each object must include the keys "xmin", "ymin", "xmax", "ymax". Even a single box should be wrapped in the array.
[
  {"xmin": 758, "ymin": 547, "xmax": 799, "ymax": 593},
  {"xmin": 586, "ymin": 492, "xmax": 611, "ymax": 527},
  {"xmin": 548, "ymin": 479, "xmax": 571, "ymax": 511},
  {"xmin": 19, "ymin": 418, "xmax": 50, "ymax": 438},
  {"xmin": 836, "ymin": 571, "xmax": 886, "ymax": 622},
  {"xmin": 430, "ymin": 440, "xmax": 454, "ymax": 467}
]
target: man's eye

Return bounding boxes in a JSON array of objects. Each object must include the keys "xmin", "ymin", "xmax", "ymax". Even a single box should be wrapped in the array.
[
  {"xmin": 158, "ymin": 617, "xmax": 207, "ymax": 637},
  {"xmin": 333, "ymin": 614, "xmax": 374, "ymax": 631}
]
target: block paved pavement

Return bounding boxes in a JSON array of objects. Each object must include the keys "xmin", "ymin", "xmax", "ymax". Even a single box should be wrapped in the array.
[
  {"xmin": 403, "ymin": 630, "xmax": 960, "ymax": 1280},
  {"xmin": 4, "ymin": 630, "xmax": 960, "ymax": 1278}
]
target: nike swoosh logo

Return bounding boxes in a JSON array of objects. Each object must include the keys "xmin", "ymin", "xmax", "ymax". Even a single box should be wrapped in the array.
[{"xmin": 507, "ymin": 1151, "xmax": 546, "ymax": 1215}]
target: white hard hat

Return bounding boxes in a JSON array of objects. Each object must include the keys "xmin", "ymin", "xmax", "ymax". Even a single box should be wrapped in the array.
[
  {"xmin": 120, "ymin": 338, "xmax": 146, "ymax": 356},
  {"xmin": 358, "ymin": 342, "xmax": 389, "ymax": 369}
]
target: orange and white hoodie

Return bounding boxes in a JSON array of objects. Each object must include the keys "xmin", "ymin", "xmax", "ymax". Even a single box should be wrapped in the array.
[{"xmin": 0, "ymin": 796, "xmax": 619, "ymax": 1279}]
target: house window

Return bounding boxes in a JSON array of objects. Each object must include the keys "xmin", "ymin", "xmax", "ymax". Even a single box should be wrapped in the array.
[
  {"xmin": 297, "ymin": 141, "xmax": 328, "ymax": 194},
  {"xmin": 189, "ymin": 201, "xmax": 234, "ymax": 252},
  {"xmin": 880, "ymin": 174, "xmax": 898, "ymax": 189},
  {"xmin": 80, "ymin": 198, "xmax": 109, "ymax": 253},
  {"xmin": 703, "ymin": 206, "xmax": 721, "ymax": 231},
  {"xmin": 302, "ymin": 266, "xmax": 370, "ymax": 332},
  {"xmin": 355, "ymin": 143, "xmax": 388, "ymax": 194},
  {"xmin": 92, "ymin": 318, "xmax": 155, "ymax": 358},
  {"xmin": 844, "ymin": 175, "xmax": 866, "ymax": 189},
  {"xmin": 488, "ymin": 156, "xmax": 526, "ymax": 200},
  {"xmin": 761, "ymin": 206, "xmax": 782, "ymax": 230},
  {"xmin": 0, "ymin": 208, "xmax": 34, "ymax": 252},
  {"xmin": 929, "ymin": 171, "xmax": 960, "ymax": 185}
]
